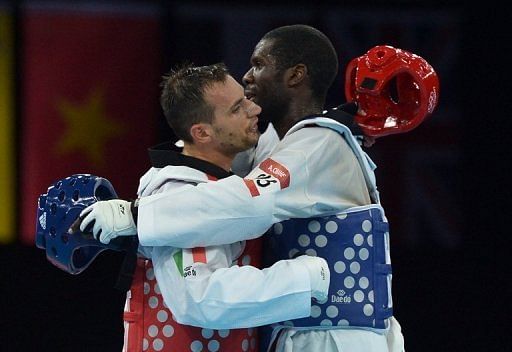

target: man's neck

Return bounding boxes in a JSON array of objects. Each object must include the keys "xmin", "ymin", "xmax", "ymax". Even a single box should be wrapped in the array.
[
  {"xmin": 182, "ymin": 144, "xmax": 233, "ymax": 172},
  {"xmin": 273, "ymin": 99, "xmax": 324, "ymax": 139}
]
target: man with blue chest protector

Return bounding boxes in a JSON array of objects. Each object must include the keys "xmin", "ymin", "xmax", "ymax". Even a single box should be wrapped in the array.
[{"xmin": 80, "ymin": 24, "xmax": 439, "ymax": 352}]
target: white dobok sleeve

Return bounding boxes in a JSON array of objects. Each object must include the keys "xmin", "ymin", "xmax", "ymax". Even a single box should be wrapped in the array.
[
  {"xmin": 138, "ymin": 127, "xmax": 370, "ymax": 248},
  {"xmin": 150, "ymin": 242, "xmax": 312, "ymax": 329}
]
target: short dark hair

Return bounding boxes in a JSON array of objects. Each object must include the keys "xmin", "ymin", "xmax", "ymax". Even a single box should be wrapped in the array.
[
  {"xmin": 160, "ymin": 63, "xmax": 229, "ymax": 142},
  {"xmin": 262, "ymin": 24, "xmax": 338, "ymax": 101}
]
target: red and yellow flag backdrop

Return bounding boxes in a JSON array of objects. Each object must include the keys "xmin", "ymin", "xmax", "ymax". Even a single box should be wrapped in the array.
[
  {"xmin": 0, "ymin": 8, "xmax": 15, "ymax": 244},
  {"xmin": 20, "ymin": 4, "xmax": 161, "ymax": 244}
]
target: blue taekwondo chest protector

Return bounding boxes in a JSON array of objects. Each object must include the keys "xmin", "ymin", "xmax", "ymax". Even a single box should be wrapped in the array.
[
  {"xmin": 35, "ymin": 174, "xmax": 131, "ymax": 275},
  {"xmin": 264, "ymin": 205, "xmax": 392, "ymax": 329},
  {"xmin": 263, "ymin": 117, "xmax": 393, "ymax": 331}
]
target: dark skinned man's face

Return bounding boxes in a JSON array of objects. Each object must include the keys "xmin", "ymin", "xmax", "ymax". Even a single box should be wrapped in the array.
[{"xmin": 243, "ymin": 39, "xmax": 290, "ymax": 126}]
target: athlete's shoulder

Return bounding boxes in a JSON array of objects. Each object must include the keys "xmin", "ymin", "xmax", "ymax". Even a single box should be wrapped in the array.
[
  {"xmin": 284, "ymin": 120, "xmax": 347, "ymax": 146},
  {"xmin": 139, "ymin": 165, "xmax": 208, "ymax": 196}
]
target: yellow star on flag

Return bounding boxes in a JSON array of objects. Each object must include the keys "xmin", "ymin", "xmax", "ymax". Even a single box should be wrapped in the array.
[{"xmin": 55, "ymin": 88, "xmax": 125, "ymax": 166}]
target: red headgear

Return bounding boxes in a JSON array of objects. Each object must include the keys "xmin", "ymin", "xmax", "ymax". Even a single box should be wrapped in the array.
[{"xmin": 345, "ymin": 45, "xmax": 439, "ymax": 137}]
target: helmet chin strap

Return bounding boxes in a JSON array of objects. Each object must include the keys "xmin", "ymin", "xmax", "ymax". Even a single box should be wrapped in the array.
[{"xmin": 345, "ymin": 45, "xmax": 439, "ymax": 137}]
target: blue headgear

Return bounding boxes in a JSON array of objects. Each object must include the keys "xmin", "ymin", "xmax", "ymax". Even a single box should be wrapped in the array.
[{"xmin": 36, "ymin": 174, "xmax": 129, "ymax": 275}]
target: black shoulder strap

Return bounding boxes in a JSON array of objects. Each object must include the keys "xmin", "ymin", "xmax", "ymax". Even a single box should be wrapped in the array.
[
  {"xmin": 299, "ymin": 102, "xmax": 363, "ymax": 136},
  {"xmin": 114, "ymin": 236, "xmax": 140, "ymax": 292}
]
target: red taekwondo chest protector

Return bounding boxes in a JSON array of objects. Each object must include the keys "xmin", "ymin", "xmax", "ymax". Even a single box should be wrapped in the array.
[{"xmin": 345, "ymin": 45, "xmax": 440, "ymax": 137}]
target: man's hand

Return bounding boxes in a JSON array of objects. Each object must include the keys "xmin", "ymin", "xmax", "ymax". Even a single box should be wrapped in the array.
[
  {"xmin": 295, "ymin": 255, "xmax": 330, "ymax": 304},
  {"xmin": 361, "ymin": 135, "xmax": 376, "ymax": 148},
  {"xmin": 323, "ymin": 102, "xmax": 376, "ymax": 148},
  {"xmin": 322, "ymin": 102, "xmax": 376, "ymax": 148},
  {"xmin": 78, "ymin": 199, "xmax": 137, "ymax": 244}
]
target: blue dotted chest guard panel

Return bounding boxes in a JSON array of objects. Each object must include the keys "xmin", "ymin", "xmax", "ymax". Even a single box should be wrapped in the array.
[
  {"xmin": 35, "ymin": 174, "xmax": 129, "ymax": 275},
  {"xmin": 264, "ymin": 205, "xmax": 392, "ymax": 329}
]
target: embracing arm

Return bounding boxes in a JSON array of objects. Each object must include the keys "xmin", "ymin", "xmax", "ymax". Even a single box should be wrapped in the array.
[
  {"xmin": 137, "ymin": 163, "xmax": 285, "ymax": 247},
  {"xmin": 137, "ymin": 127, "xmax": 361, "ymax": 248},
  {"xmin": 80, "ymin": 126, "xmax": 364, "ymax": 248},
  {"xmin": 153, "ymin": 243, "xmax": 330, "ymax": 329}
]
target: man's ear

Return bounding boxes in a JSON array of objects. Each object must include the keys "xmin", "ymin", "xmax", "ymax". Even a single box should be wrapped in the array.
[
  {"xmin": 285, "ymin": 64, "xmax": 307, "ymax": 87},
  {"xmin": 189, "ymin": 123, "xmax": 213, "ymax": 144}
]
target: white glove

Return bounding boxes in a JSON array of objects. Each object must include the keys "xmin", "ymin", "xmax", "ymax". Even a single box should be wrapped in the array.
[
  {"xmin": 295, "ymin": 255, "xmax": 330, "ymax": 304},
  {"xmin": 79, "ymin": 200, "xmax": 137, "ymax": 244}
]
